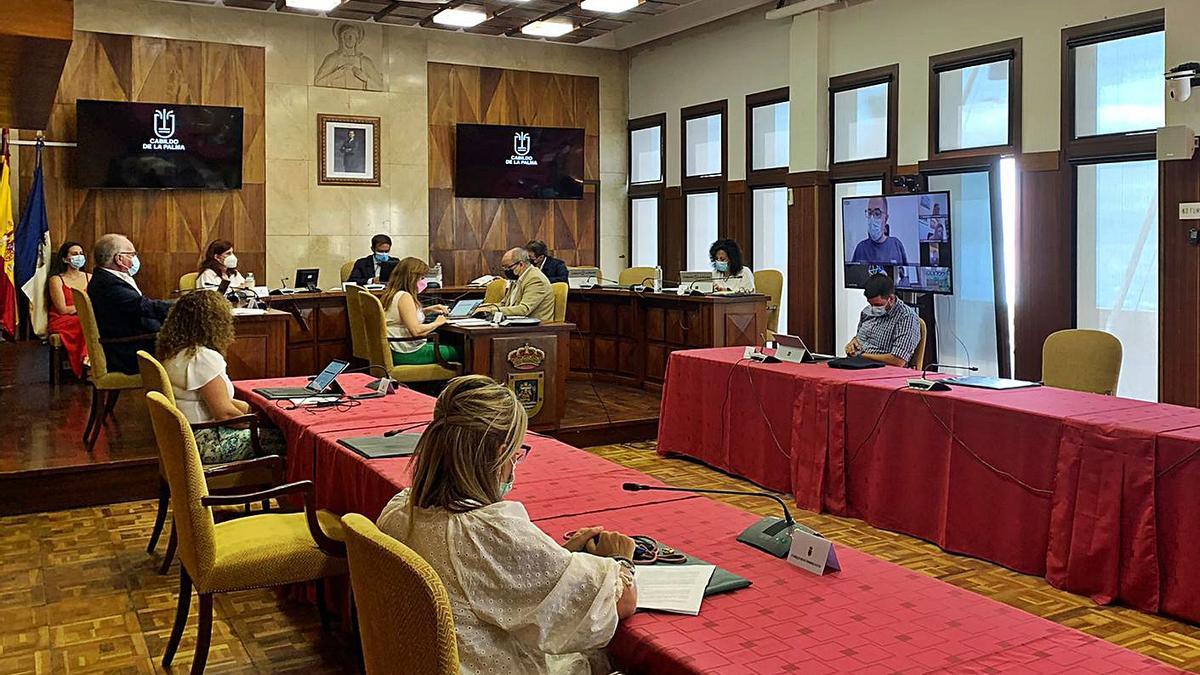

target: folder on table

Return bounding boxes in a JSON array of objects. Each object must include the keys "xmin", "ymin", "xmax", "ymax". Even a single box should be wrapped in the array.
[{"xmin": 338, "ymin": 433, "xmax": 421, "ymax": 459}]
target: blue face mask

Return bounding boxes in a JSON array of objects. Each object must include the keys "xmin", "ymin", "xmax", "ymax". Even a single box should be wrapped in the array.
[
  {"xmin": 499, "ymin": 464, "xmax": 516, "ymax": 498},
  {"xmin": 373, "ymin": 252, "xmax": 389, "ymax": 263},
  {"xmin": 713, "ymin": 260, "xmax": 729, "ymax": 274},
  {"xmin": 865, "ymin": 300, "xmax": 890, "ymax": 318},
  {"xmin": 68, "ymin": 255, "xmax": 86, "ymax": 270},
  {"xmin": 127, "ymin": 255, "xmax": 141, "ymax": 276},
  {"xmin": 867, "ymin": 216, "xmax": 885, "ymax": 243}
]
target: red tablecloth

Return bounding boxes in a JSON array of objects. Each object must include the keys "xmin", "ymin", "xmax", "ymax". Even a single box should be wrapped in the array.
[
  {"xmin": 1157, "ymin": 425, "xmax": 1200, "ymax": 622},
  {"xmin": 536, "ymin": 499, "xmax": 1175, "ymax": 674}
]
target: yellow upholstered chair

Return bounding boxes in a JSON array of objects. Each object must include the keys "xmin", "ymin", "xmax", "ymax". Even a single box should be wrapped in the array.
[
  {"xmin": 145, "ymin": 391, "xmax": 346, "ymax": 675},
  {"xmin": 342, "ymin": 514, "xmax": 460, "ymax": 675},
  {"xmin": 360, "ymin": 291, "xmax": 461, "ymax": 384},
  {"xmin": 618, "ymin": 266, "xmax": 656, "ymax": 287},
  {"xmin": 137, "ymin": 350, "xmax": 282, "ymax": 574},
  {"xmin": 340, "ymin": 260, "xmax": 356, "ymax": 283},
  {"xmin": 754, "ymin": 269, "xmax": 784, "ymax": 336},
  {"xmin": 72, "ymin": 288, "xmax": 144, "ymax": 451},
  {"xmin": 912, "ymin": 318, "xmax": 928, "ymax": 371},
  {"xmin": 482, "ymin": 277, "xmax": 507, "ymax": 305},
  {"xmin": 550, "ymin": 282, "xmax": 568, "ymax": 324},
  {"xmin": 345, "ymin": 285, "xmax": 369, "ymax": 362},
  {"xmin": 1042, "ymin": 329, "xmax": 1122, "ymax": 395},
  {"xmin": 178, "ymin": 272, "xmax": 199, "ymax": 292}
]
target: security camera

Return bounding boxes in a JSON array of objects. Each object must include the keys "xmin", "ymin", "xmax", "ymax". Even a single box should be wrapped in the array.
[{"xmin": 1166, "ymin": 63, "xmax": 1200, "ymax": 102}]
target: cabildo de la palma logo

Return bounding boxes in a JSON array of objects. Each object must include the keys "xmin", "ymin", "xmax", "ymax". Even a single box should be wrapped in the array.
[
  {"xmin": 144, "ymin": 108, "xmax": 186, "ymax": 151},
  {"xmin": 506, "ymin": 131, "xmax": 538, "ymax": 166}
]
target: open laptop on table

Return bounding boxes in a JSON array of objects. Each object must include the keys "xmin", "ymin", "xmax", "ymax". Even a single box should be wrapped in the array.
[
  {"xmin": 253, "ymin": 359, "xmax": 349, "ymax": 399},
  {"xmin": 771, "ymin": 334, "xmax": 835, "ymax": 364},
  {"xmin": 444, "ymin": 299, "xmax": 483, "ymax": 322}
]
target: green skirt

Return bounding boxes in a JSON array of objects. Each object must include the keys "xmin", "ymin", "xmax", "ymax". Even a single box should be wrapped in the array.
[{"xmin": 392, "ymin": 342, "xmax": 461, "ymax": 366}]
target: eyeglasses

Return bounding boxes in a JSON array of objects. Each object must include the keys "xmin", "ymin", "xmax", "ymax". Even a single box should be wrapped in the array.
[
  {"xmin": 514, "ymin": 444, "xmax": 532, "ymax": 464},
  {"xmin": 864, "ymin": 208, "xmax": 884, "ymax": 219},
  {"xmin": 118, "ymin": 250, "xmax": 138, "ymax": 257}
]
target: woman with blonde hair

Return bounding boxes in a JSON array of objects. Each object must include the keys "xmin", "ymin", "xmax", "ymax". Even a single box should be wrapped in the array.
[
  {"xmin": 156, "ymin": 290, "xmax": 282, "ymax": 463},
  {"xmin": 378, "ymin": 376, "xmax": 638, "ymax": 674},
  {"xmin": 380, "ymin": 256, "xmax": 457, "ymax": 365}
]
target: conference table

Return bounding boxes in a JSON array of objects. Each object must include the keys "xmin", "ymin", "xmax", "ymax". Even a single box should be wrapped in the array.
[
  {"xmin": 234, "ymin": 374, "xmax": 1176, "ymax": 673},
  {"xmin": 657, "ymin": 347, "xmax": 1200, "ymax": 625}
]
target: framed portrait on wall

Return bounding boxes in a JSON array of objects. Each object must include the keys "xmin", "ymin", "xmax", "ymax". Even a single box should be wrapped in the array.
[{"xmin": 317, "ymin": 114, "xmax": 381, "ymax": 186}]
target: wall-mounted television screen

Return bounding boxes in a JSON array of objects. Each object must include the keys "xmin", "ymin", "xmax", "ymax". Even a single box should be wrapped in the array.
[
  {"xmin": 76, "ymin": 100, "xmax": 244, "ymax": 190},
  {"xmin": 454, "ymin": 123, "xmax": 584, "ymax": 200},
  {"xmin": 841, "ymin": 191, "xmax": 953, "ymax": 295}
]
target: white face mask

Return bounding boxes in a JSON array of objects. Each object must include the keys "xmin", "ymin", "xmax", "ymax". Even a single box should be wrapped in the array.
[
  {"xmin": 223, "ymin": 253, "xmax": 238, "ymax": 269},
  {"xmin": 867, "ymin": 216, "xmax": 885, "ymax": 243},
  {"xmin": 864, "ymin": 305, "xmax": 888, "ymax": 318}
]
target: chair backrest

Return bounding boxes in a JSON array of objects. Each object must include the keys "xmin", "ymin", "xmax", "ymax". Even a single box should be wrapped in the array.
[
  {"xmin": 1042, "ymin": 329, "xmax": 1122, "ymax": 395},
  {"xmin": 754, "ymin": 269, "xmax": 784, "ymax": 333},
  {"xmin": 483, "ymin": 277, "xmax": 507, "ymax": 305},
  {"xmin": 359, "ymin": 291, "xmax": 392, "ymax": 372},
  {"xmin": 912, "ymin": 318, "xmax": 928, "ymax": 370},
  {"xmin": 340, "ymin": 260, "xmax": 356, "ymax": 283},
  {"xmin": 178, "ymin": 272, "xmax": 199, "ymax": 292},
  {"xmin": 618, "ymin": 266, "xmax": 656, "ymax": 287},
  {"xmin": 550, "ymin": 282, "xmax": 568, "ymax": 323},
  {"xmin": 345, "ymin": 286, "xmax": 368, "ymax": 361},
  {"xmin": 145, "ymin": 391, "xmax": 218, "ymax": 583},
  {"xmin": 72, "ymin": 288, "xmax": 111, "ymax": 380},
  {"xmin": 137, "ymin": 350, "xmax": 177, "ymax": 406},
  {"xmin": 342, "ymin": 514, "xmax": 460, "ymax": 675}
]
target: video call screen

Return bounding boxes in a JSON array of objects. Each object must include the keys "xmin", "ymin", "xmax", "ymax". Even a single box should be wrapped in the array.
[{"xmin": 841, "ymin": 191, "xmax": 953, "ymax": 295}]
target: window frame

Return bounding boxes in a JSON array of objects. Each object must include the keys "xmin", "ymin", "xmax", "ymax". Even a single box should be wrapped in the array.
[
  {"xmin": 680, "ymin": 100, "xmax": 728, "ymax": 269},
  {"xmin": 744, "ymin": 88, "xmax": 790, "ymax": 270},
  {"xmin": 1061, "ymin": 10, "xmax": 1164, "ymax": 162},
  {"xmin": 627, "ymin": 113, "xmax": 667, "ymax": 268},
  {"xmin": 928, "ymin": 38, "xmax": 1023, "ymax": 160},
  {"xmin": 828, "ymin": 65, "xmax": 899, "ymax": 176}
]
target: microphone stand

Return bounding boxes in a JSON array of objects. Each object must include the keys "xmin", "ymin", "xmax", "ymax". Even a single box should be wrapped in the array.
[{"xmin": 907, "ymin": 362, "xmax": 978, "ymax": 392}]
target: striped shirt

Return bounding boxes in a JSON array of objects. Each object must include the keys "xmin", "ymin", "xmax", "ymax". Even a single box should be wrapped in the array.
[{"xmin": 855, "ymin": 300, "xmax": 921, "ymax": 364}]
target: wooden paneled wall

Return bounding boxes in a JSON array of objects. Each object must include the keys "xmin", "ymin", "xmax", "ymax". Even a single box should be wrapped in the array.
[
  {"xmin": 0, "ymin": 0, "xmax": 72, "ymax": 129},
  {"xmin": 1160, "ymin": 153, "xmax": 1200, "ymax": 406},
  {"xmin": 17, "ymin": 31, "xmax": 266, "ymax": 301},
  {"xmin": 427, "ymin": 63, "xmax": 599, "ymax": 286}
]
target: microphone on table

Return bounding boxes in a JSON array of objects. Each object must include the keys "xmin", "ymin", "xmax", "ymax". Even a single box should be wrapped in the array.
[
  {"xmin": 383, "ymin": 420, "xmax": 432, "ymax": 437},
  {"xmin": 907, "ymin": 362, "xmax": 978, "ymax": 392},
  {"xmin": 622, "ymin": 483, "xmax": 802, "ymax": 558}
]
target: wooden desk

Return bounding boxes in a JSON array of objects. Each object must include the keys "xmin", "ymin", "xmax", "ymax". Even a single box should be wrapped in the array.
[
  {"xmin": 440, "ymin": 322, "xmax": 574, "ymax": 431},
  {"xmin": 259, "ymin": 292, "xmax": 354, "ymax": 376},
  {"xmin": 228, "ymin": 309, "xmax": 290, "ymax": 380}
]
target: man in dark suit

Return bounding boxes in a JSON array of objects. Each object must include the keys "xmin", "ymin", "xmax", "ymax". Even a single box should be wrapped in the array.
[
  {"xmin": 87, "ymin": 234, "xmax": 172, "ymax": 375},
  {"xmin": 525, "ymin": 240, "xmax": 568, "ymax": 284},
  {"xmin": 348, "ymin": 233, "xmax": 399, "ymax": 284}
]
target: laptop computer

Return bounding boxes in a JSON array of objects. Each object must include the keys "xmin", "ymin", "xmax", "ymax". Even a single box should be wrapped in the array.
[
  {"xmin": 946, "ymin": 375, "xmax": 1042, "ymax": 391},
  {"xmin": 773, "ymin": 334, "xmax": 834, "ymax": 364},
  {"xmin": 253, "ymin": 359, "xmax": 349, "ymax": 399}
]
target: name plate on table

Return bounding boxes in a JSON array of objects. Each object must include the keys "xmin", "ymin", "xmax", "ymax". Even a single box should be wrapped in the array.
[
  {"xmin": 337, "ymin": 433, "xmax": 421, "ymax": 459},
  {"xmin": 787, "ymin": 530, "xmax": 841, "ymax": 576}
]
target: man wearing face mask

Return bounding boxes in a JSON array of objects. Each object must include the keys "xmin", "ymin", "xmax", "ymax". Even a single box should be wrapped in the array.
[
  {"xmin": 524, "ymin": 239, "xmax": 569, "ymax": 284},
  {"xmin": 845, "ymin": 273, "xmax": 921, "ymax": 368},
  {"xmin": 851, "ymin": 196, "xmax": 909, "ymax": 265},
  {"xmin": 87, "ymin": 233, "xmax": 172, "ymax": 375},
  {"xmin": 348, "ymin": 233, "xmax": 399, "ymax": 285},
  {"xmin": 476, "ymin": 247, "xmax": 555, "ymax": 322}
]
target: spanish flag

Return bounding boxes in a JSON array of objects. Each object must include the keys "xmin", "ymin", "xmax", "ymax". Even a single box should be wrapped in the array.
[{"xmin": 0, "ymin": 130, "xmax": 17, "ymax": 339}]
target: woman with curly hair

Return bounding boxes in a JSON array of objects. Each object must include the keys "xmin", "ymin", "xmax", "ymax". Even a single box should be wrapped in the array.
[{"xmin": 156, "ymin": 290, "xmax": 283, "ymax": 463}]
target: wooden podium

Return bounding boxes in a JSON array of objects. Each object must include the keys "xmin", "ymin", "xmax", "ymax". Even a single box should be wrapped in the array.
[{"xmin": 227, "ymin": 309, "xmax": 290, "ymax": 380}]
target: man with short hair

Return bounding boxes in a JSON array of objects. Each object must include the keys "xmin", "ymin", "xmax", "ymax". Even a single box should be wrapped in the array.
[
  {"xmin": 851, "ymin": 196, "xmax": 909, "ymax": 265},
  {"xmin": 525, "ymin": 240, "xmax": 568, "ymax": 284},
  {"xmin": 348, "ymin": 234, "xmax": 398, "ymax": 284},
  {"xmin": 478, "ymin": 248, "xmax": 555, "ymax": 322},
  {"xmin": 87, "ymin": 233, "xmax": 172, "ymax": 375},
  {"xmin": 845, "ymin": 273, "xmax": 921, "ymax": 368}
]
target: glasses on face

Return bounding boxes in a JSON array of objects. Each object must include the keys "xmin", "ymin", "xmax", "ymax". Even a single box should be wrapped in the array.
[
  {"xmin": 118, "ymin": 250, "xmax": 138, "ymax": 257},
  {"xmin": 864, "ymin": 208, "xmax": 884, "ymax": 219},
  {"xmin": 513, "ymin": 444, "xmax": 532, "ymax": 465}
]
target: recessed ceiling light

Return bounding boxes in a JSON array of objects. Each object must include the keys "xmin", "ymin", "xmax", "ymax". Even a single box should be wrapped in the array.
[
  {"xmin": 580, "ymin": 0, "xmax": 640, "ymax": 12},
  {"xmin": 284, "ymin": 0, "xmax": 344, "ymax": 11},
  {"xmin": 433, "ymin": 6, "xmax": 490, "ymax": 28},
  {"xmin": 521, "ymin": 19, "xmax": 575, "ymax": 38}
]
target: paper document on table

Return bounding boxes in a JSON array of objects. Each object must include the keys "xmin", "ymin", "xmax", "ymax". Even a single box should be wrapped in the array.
[
  {"xmin": 287, "ymin": 396, "xmax": 341, "ymax": 405},
  {"xmin": 231, "ymin": 308, "xmax": 266, "ymax": 316},
  {"xmin": 634, "ymin": 564, "xmax": 715, "ymax": 615}
]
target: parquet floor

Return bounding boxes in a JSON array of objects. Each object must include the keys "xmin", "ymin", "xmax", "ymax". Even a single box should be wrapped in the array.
[{"xmin": 1, "ymin": 442, "xmax": 1198, "ymax": 674}]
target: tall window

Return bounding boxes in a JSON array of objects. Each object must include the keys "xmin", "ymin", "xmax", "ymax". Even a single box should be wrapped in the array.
[
  {"xmin": 628, "ymin": 114, "xmax": 666, "ymax": 269},
  {"xmin": 1065, "ymin": 12, "xmax": 1163, "ymax": 401},
  {"xmin": 747, "ymin": 88, "xmax": 790, "ymax": 331},
  {"xmin": 930, "ymin": 40, "xmax": 1021, "ymax": 157},
  {"xmin": 681, "ymin": 101, "xmax": 727, "ymax": 271},
  {"xmin": 829, "ymin": 67, "xmax": 896, "ymax": 167}
]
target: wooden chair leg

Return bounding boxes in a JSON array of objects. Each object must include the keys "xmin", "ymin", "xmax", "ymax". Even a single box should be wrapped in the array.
[
  {"xmin": 83, "ymin": 387, "xmax": 101, "ymax": 447},
  {"xmin": 49, "ymin": 344, "xmax": 61, "ymax": 386},
  {"xmin": 147, "ymin": 478, "xmax": 170, "ymax": 554},
  {"xmin": 103, "ymin": 388, "xmax": 121, "ymax": 419},
  {"xmin": 314, "ymin": 578, "xmax": 331, "ymax": 632},
  {"xmin": 159, "ymin": 526, "xmax": 177, "ymax": 574},
  {"xmin": 163, "ymin": 567, "xmax": 192, "ymax": 668},
  {"xmin": 191, "ymin": 593, "xmax": 214, "ymax": 675}
]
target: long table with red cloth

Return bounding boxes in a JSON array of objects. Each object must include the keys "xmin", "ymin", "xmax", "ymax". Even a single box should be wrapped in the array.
[
  {"xmin": 657, "ymin": 347, "xmax": 1200, "ymax": 625},
  {"xmin": 235, "ymin": 375, "xmax": 1178, "ymax": 673}
]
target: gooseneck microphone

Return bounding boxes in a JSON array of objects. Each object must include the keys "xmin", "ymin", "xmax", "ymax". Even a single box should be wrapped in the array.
[
  {"xmin": 908, "ymin": 362, "xmax": 978, "ymax": 392},
  {"xmin": 622, "ymin": 483, "xmax": 798, "ymax": 558}
]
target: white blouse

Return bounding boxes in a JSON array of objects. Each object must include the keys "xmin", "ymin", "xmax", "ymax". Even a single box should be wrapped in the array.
[
  {"xmin": 198, "ymin": 268, "xmax": 246, "ymax": 289},
  {"xmin": 163, "ymin": 346, "xmax": 234, "ymax": 424},
  {"xmin": 385, "ymin": 292, "xmax": 424, "ymax": 354},
  {"xmin": 713, "ymin": 266, "xmax": 756, "ymax": 293},
  {"xmin": 377, "ymin": 490, "xmax": 624, "ymax": 675}
]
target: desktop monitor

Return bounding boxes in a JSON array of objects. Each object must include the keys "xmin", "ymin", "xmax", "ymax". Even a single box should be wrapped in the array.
[
  {"xmin": 294, "ymin": 268, "xmax": 320, "ymax": 290},
  {"xmin": 840, "ymin": 191, "xmax": 952, "ymax": 295}
]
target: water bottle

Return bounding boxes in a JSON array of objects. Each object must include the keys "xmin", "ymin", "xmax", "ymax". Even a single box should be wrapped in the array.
[
  {"xmin": 434, "ymin": 262, "xmax": 443, "ymax": 287},
  {"xmin": 245, "ymin": 272, "xmax": 256, "ymax": 288},
  {"xmin": 653, "ymin": 265, "xmax": 662, "ymax": 293}
]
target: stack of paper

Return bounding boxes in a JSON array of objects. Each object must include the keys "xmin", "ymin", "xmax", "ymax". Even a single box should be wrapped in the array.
[{"xmin": 634, "ymin": 564, "xmax": 716, "ymax": 615}]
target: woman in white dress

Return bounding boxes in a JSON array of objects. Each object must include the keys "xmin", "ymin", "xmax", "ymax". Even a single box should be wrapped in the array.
[
  {"xmin": 197, "ymin": 239, "xmax": 246, "ymax": 290},
  {"xmin": 709, "ymin": 238, "xmax": 756, "ymax": 293},
  {"xmin": 378, "ymin": 375, "xmax": 638, "ymax": 674}
]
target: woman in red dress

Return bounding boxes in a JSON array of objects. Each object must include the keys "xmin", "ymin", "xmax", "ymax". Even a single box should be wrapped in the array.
[{"xmin": 47, "ymin": 241, "xmax": 91, "ymax": 378}]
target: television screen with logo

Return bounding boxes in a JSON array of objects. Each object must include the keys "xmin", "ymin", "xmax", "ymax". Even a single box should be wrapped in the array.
[
  {"xmin": 454, "ymin": 124, "xmax": 584, "ymax": 200},
  {"xmin": 75, "ymin": 100, "xmax": 244, "ymax": 190}
]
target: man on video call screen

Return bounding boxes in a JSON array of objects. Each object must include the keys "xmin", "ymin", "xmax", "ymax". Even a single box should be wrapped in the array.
[{"xmin": 850, "ymin": 196, "xmax": 909, "ymax": 265}]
